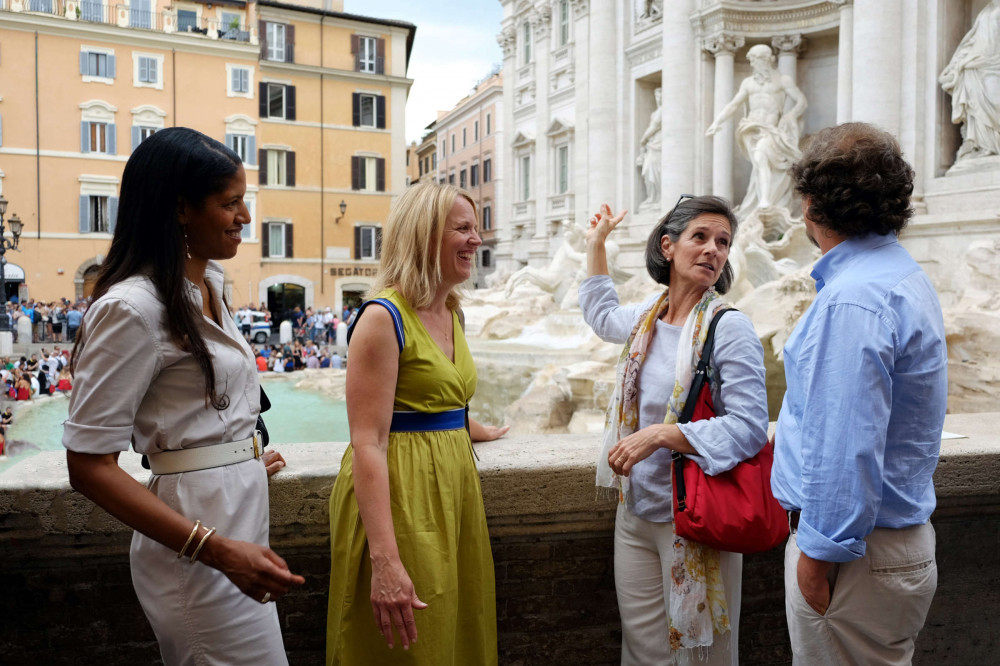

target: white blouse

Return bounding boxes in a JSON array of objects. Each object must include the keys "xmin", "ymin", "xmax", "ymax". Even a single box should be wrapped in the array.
[{"xmin": 63, "ymin": 261, "xmax": 260, "ymax": 455}]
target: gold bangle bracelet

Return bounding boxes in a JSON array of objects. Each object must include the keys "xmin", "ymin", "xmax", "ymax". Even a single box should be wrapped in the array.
[
  {"xmin": 177, "ymin": 520, "xmax": 202, "ymax": 559},
  {"xmin": 190, "ymin": 526, "xmax": 217, "ymax": 563}
]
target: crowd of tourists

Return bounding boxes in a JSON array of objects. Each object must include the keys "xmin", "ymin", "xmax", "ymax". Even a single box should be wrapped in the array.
[
  {"xmin": 253, "ymin": 340, "xmax": 343, "ymax": 372},
  {"xmin": 0, "ymin": 299, "xmax": 88, "ymax": 343},
  {"xmin": 56, "ymin": 122, "xmax": 948, "ymax": 666}
]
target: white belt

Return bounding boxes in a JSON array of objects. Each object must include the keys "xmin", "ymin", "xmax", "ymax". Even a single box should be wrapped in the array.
[{"xmin": 147, "ymin": 431, "xmax": 263, "ymax": 475}]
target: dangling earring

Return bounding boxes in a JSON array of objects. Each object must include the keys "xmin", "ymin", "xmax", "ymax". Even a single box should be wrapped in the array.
[{"xmin": 182, "ymin": 225, "xmax": 192, "ymax": 260}]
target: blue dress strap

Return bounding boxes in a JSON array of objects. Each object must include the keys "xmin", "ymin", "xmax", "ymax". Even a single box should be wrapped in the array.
[{"xmin": 347, "ymin": 298, "xmax": 405, "ymax": 352}]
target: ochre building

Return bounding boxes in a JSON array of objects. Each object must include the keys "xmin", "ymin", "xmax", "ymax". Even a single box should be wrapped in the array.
[{"xmin": 0, "ymin": 0, "xmax": 413, "ymax": 318}]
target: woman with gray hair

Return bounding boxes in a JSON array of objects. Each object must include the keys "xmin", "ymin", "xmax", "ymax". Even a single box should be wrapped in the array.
[{"xmin": 580, "ymin": 196, "xmax": 769, "ymax": 665}]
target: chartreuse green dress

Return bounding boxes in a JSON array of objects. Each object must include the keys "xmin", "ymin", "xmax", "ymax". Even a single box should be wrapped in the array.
[{"xmin": 326, "ymin": 289, "xmax": 498, "ymax": 666}]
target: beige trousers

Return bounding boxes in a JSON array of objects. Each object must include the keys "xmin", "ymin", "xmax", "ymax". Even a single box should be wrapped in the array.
[
  {"xmin": 784, "ymin": 522, "xmax": 937, "ymax": 666},
  {"xmin": 614, "ymin": 503, "xmax": 741, "ymax": 666}
]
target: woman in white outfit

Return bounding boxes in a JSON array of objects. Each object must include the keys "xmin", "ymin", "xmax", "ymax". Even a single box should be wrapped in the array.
[
  {"xmin": 580, "ymin": 196, "xmax": 768, "ymax": 665},
  {"xmin": 63, "ymin": 127, "xmax": 304, "ymax": 665}
]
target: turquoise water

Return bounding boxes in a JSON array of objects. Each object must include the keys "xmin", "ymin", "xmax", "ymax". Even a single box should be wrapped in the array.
[{"xmin": 0, "ymin": 376, "xmax": 348, "ymax": 462}]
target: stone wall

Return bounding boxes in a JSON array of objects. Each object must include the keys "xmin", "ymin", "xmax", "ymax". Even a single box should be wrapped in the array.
[{"xmin": 1, "ymin": 413, "xmax": 998, "ymax": 665}]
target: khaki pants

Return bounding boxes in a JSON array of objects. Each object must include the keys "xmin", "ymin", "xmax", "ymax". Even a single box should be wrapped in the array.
[
  {"xmin": 614, "ymin": 503, "xmax": 741, "ymax": 666},
  {"xmin": 784, "ymin": 522, "xmax": 937, "ymax": 665}
]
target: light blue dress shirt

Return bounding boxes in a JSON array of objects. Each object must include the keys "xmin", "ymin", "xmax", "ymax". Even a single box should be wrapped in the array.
[
  {"xmin": 580, "ymin": 275, "xmax": 769, "ymax": 522},
  {"xmin": 772, "ymin": 233, "xmax": 948, "ymax": 563}
]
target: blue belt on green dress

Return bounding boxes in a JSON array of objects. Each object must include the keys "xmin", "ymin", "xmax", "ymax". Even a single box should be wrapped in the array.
[{"xmin": 390, "ymin": 407, "xmax": 468, "ymax": 433}]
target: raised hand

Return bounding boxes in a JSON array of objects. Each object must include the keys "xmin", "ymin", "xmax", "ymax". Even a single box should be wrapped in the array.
[{"xmin": 586, "ymin": 203, "xmax": 627, "ymax": 247}]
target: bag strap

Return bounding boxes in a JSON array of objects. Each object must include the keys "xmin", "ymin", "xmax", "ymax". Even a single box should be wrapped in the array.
[
  {"xmin": 673, "ymin": 307, "xmax": 732, "ymax": 512},
  {"xmin": 678, "ymin": 307, "xmax": 731, "ymax": 424}
]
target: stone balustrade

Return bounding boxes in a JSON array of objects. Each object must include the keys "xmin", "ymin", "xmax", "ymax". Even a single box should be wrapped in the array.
[{"xmin": 1, "ymin": 413, "xmax": 998, "ymax": 664}]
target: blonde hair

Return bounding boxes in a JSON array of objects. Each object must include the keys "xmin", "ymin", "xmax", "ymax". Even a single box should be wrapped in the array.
[{"xmin": 369, "ymin": 182, "xmax": 478, "ymax": 310}]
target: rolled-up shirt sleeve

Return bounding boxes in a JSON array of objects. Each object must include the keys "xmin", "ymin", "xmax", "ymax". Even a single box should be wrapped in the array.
[
  {"xmin": 794, "ymin": 303, "xmax": 893, "ymax": 562},
  {"xmin": 677, "ymin": 312, "xmax": 769, "ymax": 476},
  {"xmin": 579, "ymin": 274, "xmax": 657, "ymax": 344},
  {"xmin": 62, "ymin": 298, "xmax": 162, "ymax": 454}
]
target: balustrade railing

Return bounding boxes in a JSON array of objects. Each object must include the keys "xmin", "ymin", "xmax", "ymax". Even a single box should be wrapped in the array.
[{"xmin": 0, "ymin": 0, "xmax": 255, "ymax": 44}]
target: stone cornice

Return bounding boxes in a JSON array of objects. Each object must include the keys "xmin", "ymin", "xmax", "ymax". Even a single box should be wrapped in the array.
[{"xmin": 691, "ymin": 0, "xmax": 844, "ymax": 40}]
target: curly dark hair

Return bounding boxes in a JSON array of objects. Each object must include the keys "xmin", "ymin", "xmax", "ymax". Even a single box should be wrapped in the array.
[
  {"xmin": 645, "ymin": 195, "xmax": 738, "ymax": 294},
  {"xmin": 792, "ymin": 122, "xmax": 914, "ymax": 237}
]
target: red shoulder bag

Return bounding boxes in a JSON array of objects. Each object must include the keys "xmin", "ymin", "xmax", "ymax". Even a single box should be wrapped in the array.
[{"xmin": 671, "ymin": 308, "xmax": 789, "ymax": 554}]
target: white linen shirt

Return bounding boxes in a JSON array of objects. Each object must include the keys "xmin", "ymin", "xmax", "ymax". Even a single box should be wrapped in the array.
[{"xmin": 63, "ymin": 261, "xmax": 261, "ymax": 455}]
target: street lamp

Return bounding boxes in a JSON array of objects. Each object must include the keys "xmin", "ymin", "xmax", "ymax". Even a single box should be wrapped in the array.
[
  {"xmin": 0, "ymin": 195, "xmax": 24, "ymax": 333},
  {"xmin": 335, "ymin": 199, "xmax": 347, "ymax": 224}
]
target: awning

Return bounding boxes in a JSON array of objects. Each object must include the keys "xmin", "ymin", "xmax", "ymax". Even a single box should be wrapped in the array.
[{"xmin": 0, "ymin": 263, "xmax": 25, "ymax": 282}]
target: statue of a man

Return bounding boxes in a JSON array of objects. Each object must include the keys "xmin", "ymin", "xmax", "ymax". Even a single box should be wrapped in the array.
[
  {"xmin": 636, "ymin": 87, "xmax": 662, "ymax": 206},
  {"xmin": 707, "ymin": 44, "xmax": 807, "ymax": 216},
  {"xmin": 940, "ymin": 0, "xmax": 1000, "ymax": 163}
]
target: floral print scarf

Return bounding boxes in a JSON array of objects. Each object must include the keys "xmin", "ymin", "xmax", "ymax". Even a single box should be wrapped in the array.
[{"xmin": 596, "ymin": 287, "xmax": 730, "ymax": 654}]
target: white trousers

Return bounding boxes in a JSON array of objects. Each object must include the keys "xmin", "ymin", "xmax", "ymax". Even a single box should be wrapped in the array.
[
  {"xmin": 614, "ymin": 503, "xmax": 742, "ymax": 666},
  {"xmin": 784, "ymin": 522, "xmax": 937, "ymax": 666}
]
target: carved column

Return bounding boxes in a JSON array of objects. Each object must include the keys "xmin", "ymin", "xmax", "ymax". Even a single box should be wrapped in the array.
[
  {"xmin": 835, "ymin": 0, "xmax": 854, "ymax": 123},
  {"xmin": 587, "ymin": 0, "xmax": 617, "ymax": 214},
  {"xmin": 531, "ymin": 6, "xmax": 553, "ymax": 256},
  {"xmin": 660, "ymin": 0, "xmax": 696, "ymax": 201},
  {"xmin": 852, "ymin": 0, "xmax": 902, "ymax": 135},
  {"xmin": 705, "ymin": 33, "xmax": 744, "ymax": 202},
  {"xmin": 772, "ymin": 34, "xmax": 805, "ymax": 85},
  {"xmin": 496, "ymin": 24, "xmax": 518, "ymax": 269}
]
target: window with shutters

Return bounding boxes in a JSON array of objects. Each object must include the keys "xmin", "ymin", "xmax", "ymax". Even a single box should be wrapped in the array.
[
  {"xmin": 79, "ymin": 178, "xmax": 118, "ymax": 234},
  {"xmin": 352, "ymin": 92, "xmax": 386, "ymax": 128},
  {"xmin": 80, "ymin": 47, "xmax": 115, "ymax": 82},
  {"xmin": 352, "ymin": 34, "xmax": 385, "ymax": 74},
  {"xmin": 266, "ymin": 150, "xmax": 287, "ymax": 186},
  {"xmin": 460, "ymin": 169, "xmax": 467, "ymax": 189},
  {"xmin": 264, "ymin": 222, "xmax": 291, "ymax": 258},
  {"xmin": 355, "ymin": 225, "xmax": 380, "ymax": 260},
  {"xmin": 268, "ymin": 84, "xmax": 287, "ymax": 119},
  {"xmin": 89, "ymin": 196, "xmax": 110, "ymax": 233},
  {"xmin": 90, "ymin": 123, "xmax": 108, "ymax": 154},
  {"xmin": 81, "ymin": 101, "xmax": 117, "ymax": 155},
  {"xmin": 359, "ymin": 94, "xmax": 375, "ymax": 127},
  {"xmin": 228, "ymin": 134, "xmax": 250, "ymax": 163},
  {"xmin": 482, "ymin": 203, "xmax": 492, "ymax": 231},
  {"xmin": 470, "ymin": 164, "xmax": 479, "ymax": 187},
  {"xmin": 359, "ymin": 36, "xmax": 376, "ymax": 73},
  {"xmin": 227, "ymin": 65, "xmax": 253, "ymax": 98},
  {"xmin": 265, "ymin": 23, "xmax": 288, "ymax": 62},
  {"xmin": 133, "ymin": 53, "xmax": 163, "ymax": 90},
  {"xmin": 259, "ymin": 82, "xmax": 295, "ymax": 121},
  {"xmin": 134, "ymin": 126, "xmax": 156, "ymax": 149},
  {"xmin": 483, "ymin": 158, "xmax": 492, "ymax": 183},
  {"xmin": 351, "ymin": 156, "xmax": 386, "ymax": 192}
]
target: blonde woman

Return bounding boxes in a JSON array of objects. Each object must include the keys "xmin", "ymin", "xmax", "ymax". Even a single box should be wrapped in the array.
[{"xmin": 326, "ymin": 182, "xmax": 507, "ymax": 665}]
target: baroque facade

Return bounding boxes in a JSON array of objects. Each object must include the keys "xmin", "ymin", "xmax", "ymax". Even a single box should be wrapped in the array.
[
  {"xmin": 0, "ymin": 0, "xmax": 413, "ymax": 317},
  {"xmin": 495, "ymin": 0, "xmax": 1000, "ymax": 308}
]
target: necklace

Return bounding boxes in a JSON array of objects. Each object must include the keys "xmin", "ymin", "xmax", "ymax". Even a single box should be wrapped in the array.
[{"xmin": 419, "ymin": 309, "xmax": 452, "ymax": 343}]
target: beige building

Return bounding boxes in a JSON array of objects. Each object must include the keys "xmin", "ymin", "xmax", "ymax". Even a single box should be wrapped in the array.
[
  {"xmin": 434, "ymin": 69, "xmax": 503, "ymax": 285},
  {"xmin": 0, "ymin": 0, "xmax": 413, "ymax": 318},
  {"xmin": 414, "ymin": 121, "xmax": 437, "ymax": 185}
]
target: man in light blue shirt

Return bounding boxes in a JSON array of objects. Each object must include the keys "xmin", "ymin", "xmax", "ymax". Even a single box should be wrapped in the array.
[{"xmin": 773, "ymin": 123, "xmax": 947, "ymax": 665}]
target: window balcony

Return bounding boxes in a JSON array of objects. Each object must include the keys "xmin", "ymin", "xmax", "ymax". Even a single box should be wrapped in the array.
[{"xmin": 1, "ymin": 0, "xmax": 257, "ymax": 44}]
